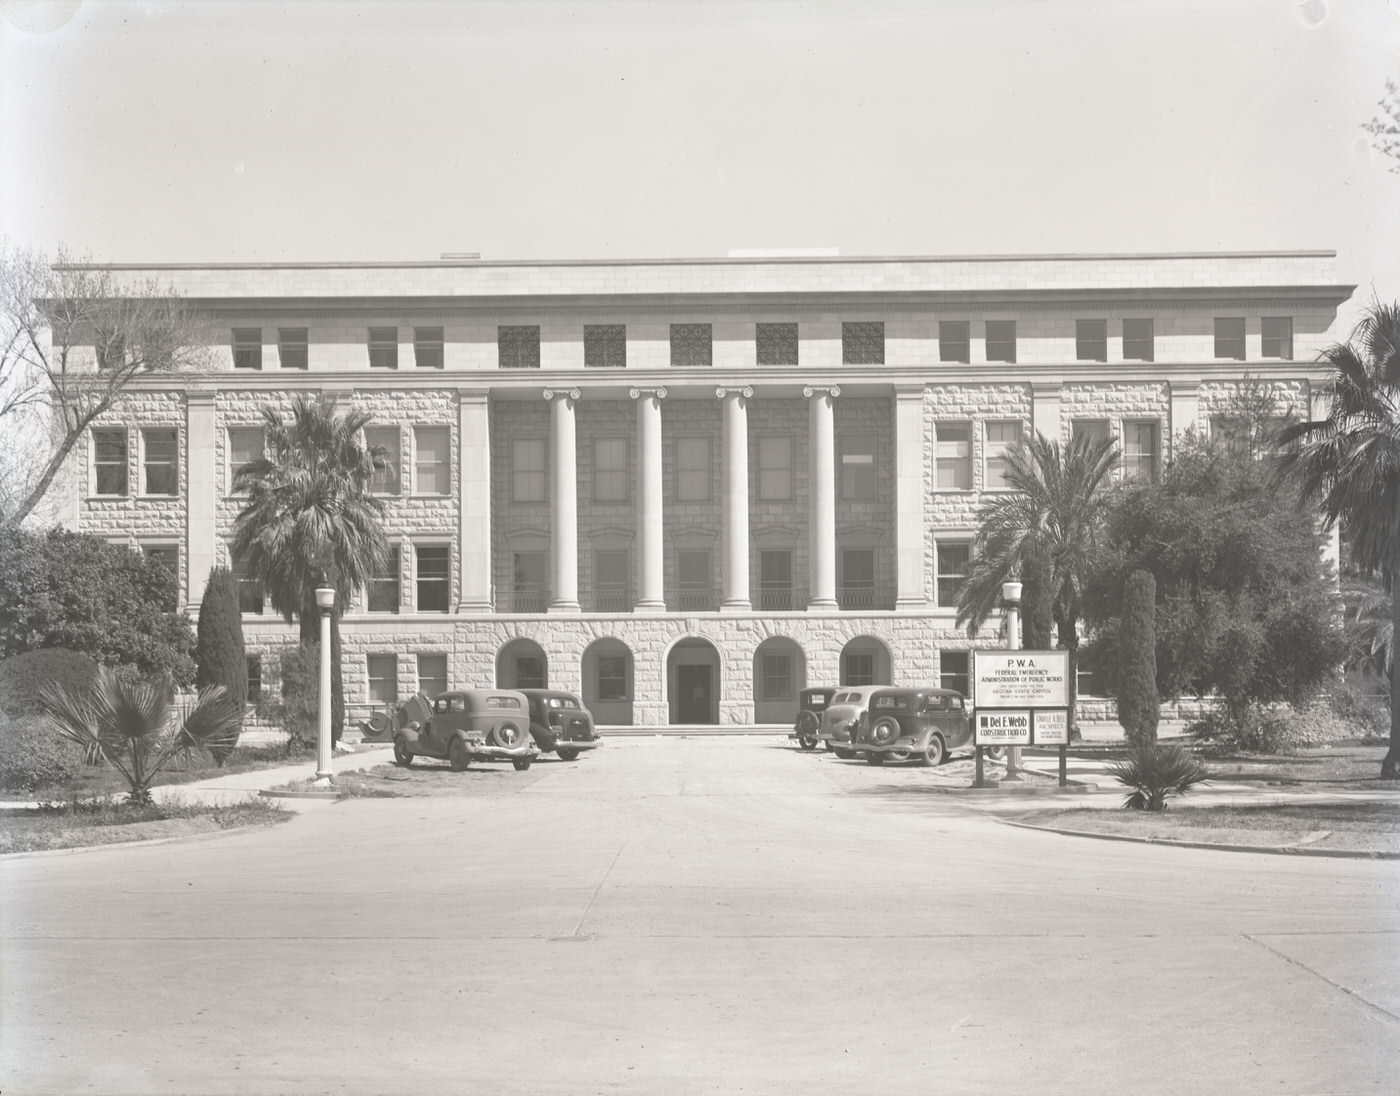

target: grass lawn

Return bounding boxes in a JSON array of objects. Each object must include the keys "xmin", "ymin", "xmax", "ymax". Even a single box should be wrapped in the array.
[
  {"xmin": 1035, "ymin": 741, "xmax": 1393, "ymax": 786},
  {"xmin": 0, "ymin": 797, "xmax": 291, "ymax": 855}
]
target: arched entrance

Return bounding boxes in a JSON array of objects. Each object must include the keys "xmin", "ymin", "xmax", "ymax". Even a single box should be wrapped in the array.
[
  {"xmin": 496, "ymin": 638, "xmax": 548, "ymax": 690},
  {"xmin": 840, "ymin": 635, "xmax": 892, "ymax": 687},
  {"xmin": 667, "ymin": 637, "xmax": 720, "ymax": 724},
  {"xmin": 752, "ymin": 637, "xmax": 806, "ymax": 724},
  {"xmin": 582, "ymin": 638, "xmax": 634, "ymax": 726}
]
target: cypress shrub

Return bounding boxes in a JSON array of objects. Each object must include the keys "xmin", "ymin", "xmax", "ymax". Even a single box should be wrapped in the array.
[
  {"xmin": 1021, "ymin": 551, "xmax": 1055, "ymax": 650},
  {"xmin": 194, "ymin": 567, "xmax": 246, "ymax": 763},
  {"xmin": 1117, "ymin": 569, "xmax": 1159, "ymax": 746}
]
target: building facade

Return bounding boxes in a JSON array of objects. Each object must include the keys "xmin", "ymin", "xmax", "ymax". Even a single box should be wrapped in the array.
[{"xmin": 52, "ymin": 252, "xmax": 1354, "ymax": 725}]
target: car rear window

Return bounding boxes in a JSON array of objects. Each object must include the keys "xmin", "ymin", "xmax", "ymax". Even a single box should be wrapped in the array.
[
  {"xmin": 873, "ymin": 695, "xmax": 910, "ymax": 711},
  {"xmin": 485, "ymin": 695, "xmax": 522, "ymax": 710},
  {"xmin": 547, "ymin": 696, "xmax": 580, "ymax": 710},
  {"xmin": 808, "ymin": 695, "xmax": 827, "ymax": 708}
]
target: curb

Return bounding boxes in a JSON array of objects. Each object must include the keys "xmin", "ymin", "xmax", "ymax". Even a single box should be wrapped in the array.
[
  {"xmin": 0, "ymin": 815, "xmax": 296, "ymax": 861},
  {"xmin": 994, "ymin": 816, "xmax": 1400, "ymax": 859}
]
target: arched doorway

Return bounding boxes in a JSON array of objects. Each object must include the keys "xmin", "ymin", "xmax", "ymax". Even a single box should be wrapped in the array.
[
  {"xmin": 840, "ymin": 635, "xmax": 891, "ymax": 687},
  {"xmin": 582, "ymin": 638, "xmax": 634, "ymax": 726},
  {"xmin": 667, "ymin": 637, "xmax": 720, "ymax": 724},
  {"xmin": 496, "ymin": 638, "xmax": 548, "ymax": 690},
  {"xmin": 752, "ymin": 637, "xmax": 806, "ymax": 724}
]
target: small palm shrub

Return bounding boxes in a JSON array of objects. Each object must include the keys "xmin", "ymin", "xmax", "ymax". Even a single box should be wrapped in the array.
[{"xmin": 1109, "ymin": 743, "xmax": 1210, "ymax": 811}]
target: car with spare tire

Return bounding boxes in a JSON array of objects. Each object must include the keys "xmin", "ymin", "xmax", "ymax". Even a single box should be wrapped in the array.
[
  {"xmin": 853, "ymin": 686, "xmax": 998, "ymax": 765},
  {"xmin": 789, "ymin": 687, "xmax": 836, "ymax": 751},
  {"xmin": 818, "ymin": 686, "xmax": 883, "ymax": 758},
  {"xmin": 520, "ymin": 688, "xmax": 601, "ymax": 761},
  {"xmin": 392, "ymin": 688, "xmax": 540, "ymax": 771}
]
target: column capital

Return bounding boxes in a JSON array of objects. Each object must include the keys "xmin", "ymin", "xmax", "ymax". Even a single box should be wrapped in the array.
[
  {"xmin": 893, "ymin": 384, "xmax": 926, "ymax": 400},
  {"xmin": 455, "ymin": 386, "xmax": 491, "ymax": 404},
  {"xmin": 715, "ymin": 386, "xmax": 753, "ymax": 400},
  {"xmin": 185, "ymin": 388, "xmax": 217, "ymax": 405},
  {"xmin": 543, "ymin": 387, "xmax": 581, "ymax": 402},
  {"xmin": 628, "ymin": 386, "xmax": 668, "ymax": 400},
  {"xmin": 802, "ymin": 384, "xmax": 841, "ymax": 399}
]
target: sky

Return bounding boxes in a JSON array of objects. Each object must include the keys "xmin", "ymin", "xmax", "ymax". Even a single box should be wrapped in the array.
[{"xmin": 1, "ymin": 0, "xmax": 1398, "ymax": 332}]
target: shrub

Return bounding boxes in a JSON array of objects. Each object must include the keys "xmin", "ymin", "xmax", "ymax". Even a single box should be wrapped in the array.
[
  {"xmin": 255, "ymin": 643, "xmax": 319, "ymax": 755},
  {"xmin": 0, "ymin": 714, "xmax": 85, "ymax": 792},
  {"xmin": 0, "ymin": 649, "xmax": 102, "ymax": 718},
  {"xmin": 1117, "ymin": 569, "xmax": 1158, "ymax": 746},
  {"xmin": 1109, "ymin": 743, "xmax": 1210, "ymax": 810},
  {"xmin": 194, "ymin": 567, "xmax": 246, "ymax": 764},
  {"xmin": 1188, "ymin": 706, "xmax": 1283, "ymax": 753},
  {"xmin": 1266, "ymin": 700, "xmax": 1369, "ymax": 748}
]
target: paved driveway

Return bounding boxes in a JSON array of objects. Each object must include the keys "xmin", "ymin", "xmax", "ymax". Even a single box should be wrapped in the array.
[{"xmin": 3, "ymin": 736, "xmax": 1398, "ymax": 1095}]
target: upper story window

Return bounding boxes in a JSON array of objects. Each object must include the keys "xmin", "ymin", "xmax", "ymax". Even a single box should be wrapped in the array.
[
  {"xmin": 369, "ymin": 327, "xmax": 399, "ymax": 370},
  {"xmin": 414, "ymin": 327, "xmax": 444, "ymax": 369},
  {"xmin": 226, "ymin": 426, "xmax": 264, "ymax": 494},
  {"xmin": 246, "ymin": 655, "xmax": 263, "ymax": 704},
  {"xmin": 512, "ymin": 438, "xmax": 546, "ymax": 502},
  {"xmin": 499, "ymin": 325, "xmax": 541, "ymax": 369},
  {"xmin": 232, "ymin": 550, "xmax": 264, "ymax": 614},
  {"xmin": 367, "ymin": 654, "xmax": 398, "ymax": 705},
  {"xmin": 415, "ymin": 544, "xmax": 451, "ymax": 612},
  {"xmin": 842, "ymin": 322, "xmax": 884, "ymax": 365},
  {"xmin": 757, "ymin": 435, "xmax": 793, "ymax": 500},
  {"xmin": 412, "ymin": 426, "xmax": 450, "ymax": 496},
  {"xmin": 936, "ymin": 542, "xmax": 970, "ymax": 607},
  {"xmin": 675, "ymin": 436, "xmax": 712, "ymax": 501},
  {"xmin": 232, "ymin": 328, "xmax": 262, "ymax": 371},
  {"xmin": 756, "ymin": 323, "xmax": 798, "ymax": 366},
  {"xmin": 277, "ymin": 328, "xmax": 308, "ymax": 370},
  {"xmin": 1261, "ymin": 317, "xmax": 1293, "ymax": 360},
  {"xmin": 940, "ymin": 651, "xmax": 970, "ymax": 696},
  {"xmin": 368, "ymin": 546, "xmax": 400, "ymax": 612},
  {"xmin": 1072, "ymin": 420, "xmax": 1112, "ymax": 449},
  {"xmin": 1123, "ymin": 420, "xmax": 1160, "ymax": 482},
  {"xmin": 1123, "ymin": 319, "xmax": 1154, "ymax": 362},
  {"xmin": 141, "ymin": 543, "xmax": 180, "ymax": 610},
  {"xmin": 593, "ymin": 437, "xmax": 629, "ymax": 502},
  {"xmin": 1076, "ymin": 320, "xmax": 1107, "ymax": 362},
  {"xmin": 986, "ymin": 320, "xmax": 1017, "ymax": 363},
  {"xmin": 92, "ymin": 428, "xmax": 128, "ymax": 496},
  {"xmin": 676, "ymin": 548, "xmax": 713, "ymax": 610},
  {"xmin": 363, "ymin": 426, "xmax": 400, "ymax": 495},
  {"xmin": 935, "ymin": 422, "xmax": 972, "ymax": 490},
  {"xmin": 939, "ymin": 321, "xmax": 970, "ymax": 363},
  {"xmin": 984, "ymin": 421, "xmax": 1023, "ymax": 490},
  {"xmin": 1214, "ymin": 317, "xmax": 1246, "ymax": 360},
  {"xmin": 584, "ymin": 324, "xmax": 626, "ymax": 368},
  {"xmin": 758, "ymin": 549, "xmax": 793, "ymax": 610},
  {"xmin": 670, "ymin": 324, "xmax": 712, "ymax": 367},
  {"xmin": 840, "ymin": 435, "xmax": 876, "ymax": 500},
  {"xmin": 593, "ymin": 548, "xmax": 631, "ymax": 611},
  {"xmin": 142, "ymin": 428, "xmax": 178, "ymax": 496},
  {"xmin": 417, "ymin": 654, "xmax": 448, "ymax": 699}
]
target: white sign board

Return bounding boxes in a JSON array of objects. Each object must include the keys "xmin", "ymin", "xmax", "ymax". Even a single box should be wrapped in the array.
[
  {"xmin": 973, "ymin": 650, "xmax": 1071, "ymax": 709},
  {"xmin": 976, "ymin": 709, "xmax": 1031, "ymax": 745},
  {"xmin": 1033, "ymin": 709, "xmax": 1068, "ymax": 746}
]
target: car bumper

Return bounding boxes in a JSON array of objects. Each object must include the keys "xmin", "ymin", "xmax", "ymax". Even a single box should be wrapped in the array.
[
  {"xmin": 464, "ymin": 743, "xmax": 539, "ymax": 762},
  {"xmin": 552, "ymin": 739, "xmax": 601, "ymax": 751}
]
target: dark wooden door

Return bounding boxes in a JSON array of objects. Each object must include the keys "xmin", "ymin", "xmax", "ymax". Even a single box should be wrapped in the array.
[{"xmin": 677, "ymin": 665, "xmax": 713, "ymax": 724}]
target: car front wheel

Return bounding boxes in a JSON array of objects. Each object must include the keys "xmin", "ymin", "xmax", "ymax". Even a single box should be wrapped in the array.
[
  {"xmin": 923, "ymin": 735, "xmax": 947, "ymax": 766},
  {"xmin": 449, "ymin": 739, "xmax": 471, "ymax": 772},
  {"xmin": 393, "ymin": 737, "xmax": 413, "ymax": 767}
]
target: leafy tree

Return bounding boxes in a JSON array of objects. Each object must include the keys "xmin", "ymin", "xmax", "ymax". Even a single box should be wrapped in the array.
[
  {"xmin": 1116, "ymin": 570, "xmax": 1158, "ymax": 746},
  {"xmin": 231, "ymin": 396, "xmax": 389, "ymax": 744},
  {"xmin": 956, "ymin": 432, "xmax": 1119, "ymax": 729},
  {"xmin": 1364, "ymin": 78, "xmax": 1400, "ymax": 172},
  {"xmin": 0, "ymin": 527, "xmax": 195, "ymax": 685},
  {"xmin": 1278, "ymin": 302, "xmax": 1400, "ymax": 777},
  {"xmin": 254, "ymin": 643, "xmax": 319, "ymax": 755},
  {"xmin": 194, "ymin": 566, "xmax": 246, "ymax": 764},
  {"xmin": 0, "ymin": 245, "xmax": 211, "ymax": 526}
]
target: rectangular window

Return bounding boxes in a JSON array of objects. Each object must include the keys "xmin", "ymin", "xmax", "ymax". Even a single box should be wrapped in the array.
[
  {"xmin": 368, "ymin": 327, "xmax": 398, "ymax": 370},
  {"xmin": 277, "ymin": 327, "xmax": 308, "ymax": 370},
  {"xmin": 670, "ymin": 323, "xmax": 712, "ymax": 367},
  {"xmin": 233, "ymin": 551, "xmax": 264, "ymax": 614},
  {"xmin": 939, "ymin": 321, "xmax": 970, "ymax": 363},
  {"xmin": 368, "ymin": 546, "xmax": 400, "ymax": 613},
  {"xmin": 1076, "ymin": 320, "xmax": 1107, "ymax": 362},
  {"xmin": 417, "ymin": 653, "xmax": 448, "ymax": 698},
  {"xmin": 759, "ymin": 550, "xmax": 792, "ymax": 611},
  {"xmin": 935, "ymin": 423, "xmax": 972, "ymax": 490},
  {"xmin": 584, "ymin": 324, "xmax": 626, "ymax": 368},
  {"xmin": 936, "ymin": 542, "xmax": 970, "ymax": 608},
  {"xmin": 757, "ymin": 436, "xmax": 793, "ymax": 500},
  {"xmin": 675, "ymin": 436, "xmax": 711, "ymax": 501},
  {"xmin": 92, "ymin": 428, "xmax": 128, "ymax": 496},
  {"xmin": 840, "ymin": 435, "xmax": 876, "ymax": 500},
  {"xmin": 1071, "ymin": 420, "xmax": 1112, "ymax": 450},
  {"xmin": 414, "ymin": 327, "xmax": 444, "ymax": 369},
  {"xmin": 1123, "ymin": 420, "xmax": 1160, "ymax": 482},
  {"xmin": 593, "ymin": 437, "xmax": 629, "ymax": 503},
  {"xmin": 842, "ymin": 653, "xmax": 875, "ymax": 687},
  {"xmin": 499, "ymin": 325, "xmax": 541, "ymax": 369},
  {"xmin": 986, "ymin": 320, "xmax": 1017, "ymax": 363},
  {"xmin": 1261, "ymin": 317, "xmax": 1293, "ymax": 360},
  {"xmin": 232, "ymin": 328, "xmax": 262, "ymax": 371},
  {"xmin": 597, "ymin": 655, "xmax": 628, "ymax": 701},
  {"xmin": 761, "ymin": 654, "xmax": 793, "ymax": 701},
  {"xmin": 367, "ymin": 655, "xmax": 398, "ymax": 706},
  {"xmin": 842, "ymin": 321, "xmax": 884, "ymax": 365},
  {"xmin": 1123, "ymin": 318, "xmax": 1154, "ymax": 362},
  {"xmin": 142, "ymin": 544, "xmax": 179, "ymax": 610},
  {"xmin": 512, "ymin": 438, "xmax": 546, "ymax": 502},
  {"xmin": 839, "ymin": 548, "xmax": 875, "ymax": 611},
  {"xmin": 676, "ymin": 548, "xmax": 712, "ymax": 611},
  {"xmin": 363, "ymin": 425, "xmax": 401, "ymax": 495},
  {"xmin": 415, "ymin": 545, "xmax": 451, "ymax": 612},
  {"xmin": 939, "ymin": 651, "xmax": 970, "ymax": 697},
  {"xmin": 413, "ymin": 426, "xmax": 450, "ymax": 496},
  {"xmin": 142, "ymin": 428, "xmax": 178, "ymax": 496},
  {"xmin": 1214, "ymin": 317, "xmax": 1246, "ymax": 360},
  {"xmin": 512, "ymin": 550, "xmax": 548, "ymax": 612},
  {"xmin": 756, "ymin": 322, "xmax": 798, "ymax": 366},
  {"xmin": 246, "ymin": 654, "xmax": 262, "ymax": 704},
  {"xmin": 984, "ymin": 421, "xmax": 1023, "ymax": 491},
  {"xmin": 226, "ymin": 426, "xmax": 263, "ymax": 494},
  {"xmin": 593, "ymin": 548, "xmax": 631, "ymax": 611}
]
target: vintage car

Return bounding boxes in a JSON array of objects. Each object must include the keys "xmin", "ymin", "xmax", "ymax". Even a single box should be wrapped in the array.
[
  {"xmin": 817, "ymin": 686, "xmax": 884, "ymax": 759},
  {"xmin": 520, "ymin": 689, "xmax": 601, "ymax": 761},
  {"xmin": 789, "ymin": 687, "xmax": 837, "ymax": 751},
  {"xmin": 853, "ymin": 686, "xmax": 1001, "ymax": 765},
  {"xmin": 392, "ymin": 688, "xmax": 540, "ymax": 771}
]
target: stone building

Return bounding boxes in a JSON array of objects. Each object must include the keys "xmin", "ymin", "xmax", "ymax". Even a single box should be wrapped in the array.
[{"xmin": 52, "ymin": 251, "xmax": 1354, "ymax": 726}]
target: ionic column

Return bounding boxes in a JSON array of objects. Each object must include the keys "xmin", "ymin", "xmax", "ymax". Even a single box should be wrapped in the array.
[
  {"xmin": 544, "ymin": 388, "xmax": 580, "ymax": 612},
  {"xmin": 185, "ymin": 390, "xmax": 217, "ymax": 613},
  {"xmin": 457, "ymin": 389, "xmax": 492, "ymax": 611},
  {"xmin": 630, "ymin": 386, "xmax": 667, "ymax": 611},
  {"xmin": 893, "ymin": 385, "xmax": 926, "ymax": 609},
  {"xmin": 805, "ymin": 385, "xmax": 840, "ymax": 610},
  {"xmin": 717, "ymin": 386, "xmax": 753, "ymax": 611}
]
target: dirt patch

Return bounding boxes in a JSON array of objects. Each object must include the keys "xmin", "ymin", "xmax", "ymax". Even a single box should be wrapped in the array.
[
  {"xmin": 0, "ymin": 800, "xmax": 292, "ymax": 855},
  {"xmin": 337, "ymin": 757, "xmax": 561, "ymax": 797}
]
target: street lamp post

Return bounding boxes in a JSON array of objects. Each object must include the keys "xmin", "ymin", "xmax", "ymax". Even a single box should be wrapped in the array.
[
  {"xmin": 1001, "ymin": 579, "xmax": 1023, "ymax": 780},
  {"xmin": 314, "ymin": 583, "xmax": 336, "ymax": 784}
]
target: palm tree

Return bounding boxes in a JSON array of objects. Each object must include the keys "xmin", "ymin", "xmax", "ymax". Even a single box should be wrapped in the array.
[
  {"xmin": 1277, "ymin": 302, "xmax": 1400, "ymax": 778},
  {"xmin": 40, "ymin": 670, "xmax": 242, "ymax": 805},
  {"xmin": 956, "ymin": 431, "xmax": 1120, "ymax": 730},
  {"xmin": 231, "ymin": 395, "xmax": 390, "ymax": 744}
]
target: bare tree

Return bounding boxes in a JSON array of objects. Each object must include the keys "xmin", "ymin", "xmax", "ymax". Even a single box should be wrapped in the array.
[
  {"xmin": 0, "ymin": 246, "xmax": 212, "ymax": 526},
  {"xmin": 1364, "ymin": 78, "xmax": 1400, "ymax": 172}
]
